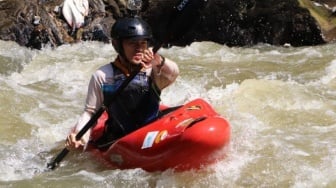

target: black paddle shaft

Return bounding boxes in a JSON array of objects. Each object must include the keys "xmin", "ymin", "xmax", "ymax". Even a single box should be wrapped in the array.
[
  {"xmin": 47, "ymin": 0, "xmax": 209, "ymax": 170},
  {"xmin": 47, "ymin": 69, "xmax": 139, "ymax": 170}
]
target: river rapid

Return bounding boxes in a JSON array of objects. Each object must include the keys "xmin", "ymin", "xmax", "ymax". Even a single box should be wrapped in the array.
[{"xmin": 0, "ymin": 40, "xmax": 335, "ymax": 187}]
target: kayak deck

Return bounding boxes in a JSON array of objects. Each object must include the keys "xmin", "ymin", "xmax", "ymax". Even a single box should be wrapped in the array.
[{"xmin": 87, "ymin": 98, "xmax": 231, "ymax": 171}]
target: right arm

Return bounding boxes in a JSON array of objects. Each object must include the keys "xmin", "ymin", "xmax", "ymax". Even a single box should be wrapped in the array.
[{"xmin": 66, "ymin": 68, "xmax": 107, "ymax": 150}]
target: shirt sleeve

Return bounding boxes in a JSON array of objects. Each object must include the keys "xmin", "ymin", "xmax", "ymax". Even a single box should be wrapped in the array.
[
  {"xmin": 73, "ymin": 65, "xmax": 109, "ymax": 132},
  {"xmin": 84, "ymin": 73, "xmax": 104, "ymax": 114},
  {"xmin": 151, "ymin": 57, "xmax": 179, "ymax": 90}
]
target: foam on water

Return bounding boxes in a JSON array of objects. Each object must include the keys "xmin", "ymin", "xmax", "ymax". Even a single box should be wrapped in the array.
[{"xmin": 1, "ymin": 41, "xmax": 336, "ymax": 187}]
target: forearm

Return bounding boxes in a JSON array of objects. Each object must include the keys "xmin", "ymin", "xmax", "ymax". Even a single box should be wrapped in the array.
[
  {"xmin": 73, "ymin": 111, "xmax": 92, "ymax": 132},
  {"xmin": 152, "ymin": 55, "xmax": 179, "ymax": 90},
  {"xmin": 67, "ymin": 111, "xmax": 92, "ymax": 151},
  {"xmin": 70, "ymin": 72, "xmax": 104, "ymax": 148}
]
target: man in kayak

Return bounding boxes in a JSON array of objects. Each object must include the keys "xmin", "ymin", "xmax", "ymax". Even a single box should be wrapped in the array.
[{"xmin": 65, "ymin": 17, "xmax": 179, "ymax": 150}]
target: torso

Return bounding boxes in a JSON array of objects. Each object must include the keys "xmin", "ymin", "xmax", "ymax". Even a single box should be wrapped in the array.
[{"xmin": 101, "ymin": 62, "xmax": 161, "ymax": 139}]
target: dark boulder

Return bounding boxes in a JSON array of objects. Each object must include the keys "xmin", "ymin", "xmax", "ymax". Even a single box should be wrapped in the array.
[
  {"xmin": 0, "ymin": 0, "xmax": 335, "ymax": 49},
  {"xmin": 143, "ymin": 0, "xmax": 326, "ymax": 47}
]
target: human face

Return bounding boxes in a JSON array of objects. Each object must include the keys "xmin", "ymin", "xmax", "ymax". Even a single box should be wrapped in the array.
[{"xmin": 122, "ymin": 38, "xmax": 148, "ymax": 65}]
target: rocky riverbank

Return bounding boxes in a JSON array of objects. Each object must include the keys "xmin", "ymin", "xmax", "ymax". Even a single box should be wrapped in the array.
[{"xmin": 0, "ymin": 0, "xmax": 335, "ymax": 49}]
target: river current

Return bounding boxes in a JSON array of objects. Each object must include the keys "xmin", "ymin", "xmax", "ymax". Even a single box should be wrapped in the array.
[{"xmin": 0, "ymin": 40, "xmax": 335, "ymax": 187}]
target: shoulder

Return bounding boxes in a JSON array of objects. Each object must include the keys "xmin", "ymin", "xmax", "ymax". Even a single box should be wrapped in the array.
[
  {"xmin": 95, "ymin": 63, "xmax": 113, "ymax": 76},
  {"xmin": 92, "ymin": 63, "xmax": 114, "ymax": 83}
]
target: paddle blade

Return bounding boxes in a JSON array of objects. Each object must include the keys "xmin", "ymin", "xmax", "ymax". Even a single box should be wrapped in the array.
[
  {"xmin": 153, "ymin": 0, "xmax": 209, "ymax": 52},
  {"xmin": 46, "ymin": 148, "xmax": 69, "ymax": 170}
]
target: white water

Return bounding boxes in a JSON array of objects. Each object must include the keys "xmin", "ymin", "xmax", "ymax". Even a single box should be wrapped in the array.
[{"xmin": 0, "ymin": 40, "xmax": 335, "ymax": 187}]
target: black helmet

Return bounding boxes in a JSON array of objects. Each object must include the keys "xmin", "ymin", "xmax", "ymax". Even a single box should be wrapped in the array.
[
  {"xmin": 111, "ymin": 17, "xmax": 152, "ymax": 58},
  {"xmin": 111, "ymin": 17, "xmax": 152, "ymax": 40}
]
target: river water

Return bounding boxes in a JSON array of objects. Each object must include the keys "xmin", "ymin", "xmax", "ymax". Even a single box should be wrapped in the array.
[{"xmin": 0, "ymin": 40, "xmax": 335, "ymax": 187}]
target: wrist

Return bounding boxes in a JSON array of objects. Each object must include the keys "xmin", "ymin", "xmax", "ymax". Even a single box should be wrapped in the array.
[{"xmin": 158, "ymin": 55, "xmax": 165, "ymax": 67}]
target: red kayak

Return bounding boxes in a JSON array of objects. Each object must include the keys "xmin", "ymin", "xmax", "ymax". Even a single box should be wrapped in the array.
[{"xmin": 87, "ymin": 98, "xmax": 231, "ymax": 172}]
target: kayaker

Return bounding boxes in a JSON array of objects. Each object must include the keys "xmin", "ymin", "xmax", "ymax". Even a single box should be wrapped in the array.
[{"xmin": 65, "ymin": 17, "xmax": 179, "ymax": 150}]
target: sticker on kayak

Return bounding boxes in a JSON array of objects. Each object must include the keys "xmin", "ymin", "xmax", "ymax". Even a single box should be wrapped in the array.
[
  {"xmin": 176, "ymin": 118, "xmax": 195, "ymax": 128},
  {"xmin": 155, "ymin": 130, "xmax": 168, "ymax": 144},
  {"xmin": 186, "ymin": 105, "xmax": 201, "ymax": 110},
  {"xmin": 142, "ymin": 131, "xmax": 159, "ymax": 149}
]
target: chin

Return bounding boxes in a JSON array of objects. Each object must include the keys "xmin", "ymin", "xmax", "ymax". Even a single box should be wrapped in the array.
[{"xmin": 131, "ymin": 60, "xmax": 142, "ymax": 65}]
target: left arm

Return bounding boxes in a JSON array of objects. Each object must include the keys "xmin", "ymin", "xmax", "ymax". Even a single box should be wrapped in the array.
[
  {"xmin": 151, "ymin": 54, "xmax": 179, "ymax": 90},
  {"xmin": 141, "ymin": 49, "xmax": 179, "ymax": 90}
]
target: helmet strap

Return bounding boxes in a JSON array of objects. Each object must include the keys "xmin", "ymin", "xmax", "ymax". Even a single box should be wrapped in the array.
[
  {"xmin": 112, "ymin": 39, "xmax": 128, "ymax": 63},
  {"xmin": 117, "ymin": 40, "xmax": 127, "ymax": 61},
  {"xmin": 114, "ymin": 39, "xmax": 141, "ymax": 74}
]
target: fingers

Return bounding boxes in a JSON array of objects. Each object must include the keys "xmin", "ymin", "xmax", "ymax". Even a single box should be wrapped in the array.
[
  {"xmin": 65, "ymin": 133, "xmax": 75, "ymax": 149},
  {"xmin": 143, "ymin": 48, "xmax": 153, "ymax": 58},
  {"xmin": 141, "ymin": 49, "xmax": 153, "ymax": 67},
  {"xmin": 141, "ymin": 49, "xmax": 163, "ymax": 68},
  {"xmin": 65, "ymin": 133, "xmax": 84, "ymax": 150}
]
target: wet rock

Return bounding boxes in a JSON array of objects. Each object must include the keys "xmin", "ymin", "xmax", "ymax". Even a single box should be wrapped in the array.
[
  {"xmin": 144, "ymin": 0, "xmax": 326, "ymax": 47},
  {"xmin": 0, "ymin": 0, "xmax": 335, "ymax": 49},
  {"xmin": 299, "ymin": 0, "xmax": 336, "ymax": 42}
]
